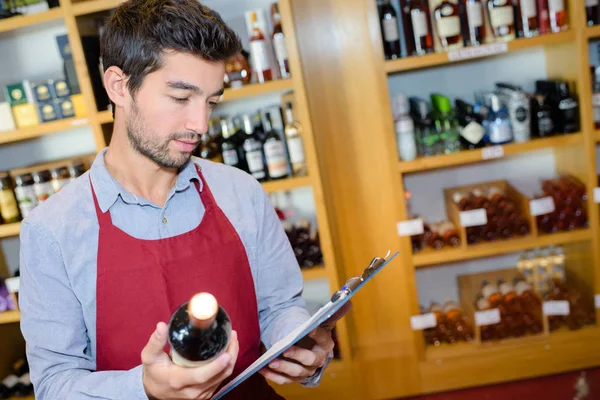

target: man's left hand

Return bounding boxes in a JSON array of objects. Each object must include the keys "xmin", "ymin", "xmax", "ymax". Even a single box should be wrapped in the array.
[{"xmin": 259, "ymin": 302, "xmax": 352, "ymax": 385}]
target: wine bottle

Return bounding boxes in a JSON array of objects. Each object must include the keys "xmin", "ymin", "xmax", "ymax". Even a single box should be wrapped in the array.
[
  {"xmin": 262, "ymin": 112, "xmax": 290, "ymax": 180},
  {"xmin": 168, "ymin": 292, "xmax": 232, "ymax": 367},
  {"xmin": 242, "ymin": 114, "xmax": 269, "ymax": 182}
]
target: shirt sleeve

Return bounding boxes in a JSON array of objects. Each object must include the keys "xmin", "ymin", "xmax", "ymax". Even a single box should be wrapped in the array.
[
  {"xmin": 19, "ymin": 220, "xmax": 149, "ymax": 400},
  {"xmin": 252, "ymin": 181, "xmax": 311, "ymax": 350}
]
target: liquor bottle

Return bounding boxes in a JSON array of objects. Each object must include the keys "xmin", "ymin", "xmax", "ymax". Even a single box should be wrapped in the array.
[
  {"xmin": 380, "ymin": 0, "xmax": 402, "ymax": 59},
  {"xmin": 168, "ymin": 292, "xmax": 232, "ymax": 367},
  {"xmin": 431, "ymin": 93, "xmax": 460, "ymax": 154},
  {"xmin": 455, "ymin": 99, "xmax": 485, "ymax": 149},
  {"xmin": 439, "ymin": 220, "xmax": 461, "ymax": 246},
  {"xmin": 0, "ymin": 173, "xmax": 21, "ymax": 224},
  {"xmin": 284, "ymin": 102, "xmax": 307, "ymax": 176},
  {"xmin": 495, "ymin": 82, "xmax": 531, "ymax": 143},
  {"xmin": 396, "ymin": 113, "xmax": 417, "ymax": 161},
  {"xmin": 482, "ymin": 280, "xmax": 503, "ymax": 307},
  {"xmin": 242, "ymin": 114, "xmax": 268, "ymax": 182},
  {"xmin": 530, "ymin": 94, "xmax": 555, "ymax": 137},
  {"xmin": 198, "ymin": 132, "xmax": 223, "ymax": 163},
  {"xmin": 587, "ymin": 0, "xmax": 600, "ymax": 26},
  {"xmin": 443, "ymin": 300, "xmax": 474, "ymax": 342},
  {"xmin": 461, "ymin": 0, "xmax": 486, "ymax": 46},
  {"xmin": 592, "ymin": 68, "xmax": 600, "ymax": 129},
  {"xmin": 499, "ymin": 279, "xmax": 522, "ymax": 313},
  {"xmin": 485, "ymin": 93, "xmax": 513, "ymax": 145},
  {"xmin": 262, "ymin": 112, "xmax": 289, "ymax": 180},
  {"xmin": 408, "ymin": 0, "xmax": 435, "ymax": 55},
  {"xmin": 515, "ymin": 0, "xmax": 539, "ymax": 37},
  {"xmin": 409, "ymin": 97, "xmax": 439, "ymax": 156},
  {"xmin": 476, "ymin": 295, "xmax": 495, "ymax": 341},
  {"xmin": 0, "ymin": 375, "xmax": 19, "ymax": 398},
  {"xmin": 224, "ymin": 51, "xmax": 251, "ymax": 89},
  {"xmin": 556, "ymin": 82, "xmax": 580, "ymax": 133},
  {"xmin": 548, "ymin": 0, "xmax": 568, "ymax": 32},
  {"xmin": 248, "ymin": 11, "xmax": 273, "ymax": 83},
  {"xmin": 430, "ymin": 302, "xmax": 450, "ymax": 344},
  {"xmin": 271, "ymin": 3, "xmax": 290, "ymax": 79},
  {"xmin": 220, "ymin": 119, "xmax": 247, "ymax": 172},
  {"xmin": 487, "ymin": 0, "xmax": 516, "ymax": 41},
  {"xmin": 434, "ymin": 0, "xmax": 464, "ymax": 50}
]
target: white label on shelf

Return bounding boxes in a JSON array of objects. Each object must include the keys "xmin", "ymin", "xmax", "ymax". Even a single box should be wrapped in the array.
[
  {"xmin": 448, "ymin": 42, "xmax": 508, "ymax": 62},
  {"xmin": 71, "ymin": 118, "xmax": 88, "ymax": 126},
  {"xmin": 397, "ymin": 218, "xmax": 425, "ymax": 237},
  {"xmin": 410, "ymin": 313, "xmax": 437, "ymax": 330},
  {"xmin": 475, "ymin": 308, "xmax": 501, "ymax": 326},
  {"xmin": 4, "ymin": 277, "xmax": 19, "ymax": 293},
  {"xmin": 595, "ymin": 294, "xmax": 600, "ymax": 309},
  {"xmin": 482, "ymin": 146, "xmax": 504, "ymax": 160},
  {"xmin": 459, "ymin": 208, "xmax": 488, "ymax": 227},
  {"xmin": 529, "ymin": 196, "xmax": 555, "ymax": 216},
  {"xmin": 593, "ymin": 187, "xmax": 600, "ymax": 203},
  {"xmin": 543, "ymin": 300, "xmax": 570, "ymax": 316}
]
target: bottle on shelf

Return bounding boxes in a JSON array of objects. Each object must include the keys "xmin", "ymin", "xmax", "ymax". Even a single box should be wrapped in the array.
[
  {"xmin": 433, "ymin": 0, "xmax": 464, "ymax": 50},
  {"xmin": 168, "ymin": 292, "xmax": 232, "ymax": 366},
  {"xmin": 495, "ymin": 82, "xmax": 531, "ymax": 143},
  {"xmin": 530, "ymin": 94, "xmax": 555, "ymax": 138},
  {"xmin": 430, "ymin": 93, "xmax": 460, "ymax": 154},
  {"xmin": 591, "ymin": 67, "xmax": 600, "ymax": 129},
  {"xmin": 587, "ymin": 0, "xmax": 600, "ymax": 26},
  {"xmin": 394, "ymin": 93, "xmax": 418, "ymax": 161},
  {"xmin": 534, "ymin": 80, "xmax": 580, "ymax": 134},
  {"xmin": 242, "ymin": 114, "xmax": 269, "ymax": 182},
  {"xmin": 271, "ymin": 3, "xmax": 291, "ymax": 79},
  {"xmin": 262, "ymin": 112, "xmax": 290, "ymax": 180},
  {"xmin": 455, "ymin": 98, "xmax": 485, "ymax": 149},
  {"xmin": 443, "ymin": 300, "xmax": 474, "ymax": 342},
  {"xmin": 438, "ymin": 220, "xmax": 461, "ymax": 247},
  {"xmin": 481, "ymin": 280, "xmax": 503, "ymax": 308},
  {"xmin": 460, "ymin": 0, "xmax": 486, "ymax": 46},
  {"xmin": 409, "ymin": 97, "xmax": 439, "ymax": 156},
  {"xmin": 0, "ymin": 172, "xmax": 21, "ymax": 225},
  {"xmin": 248, "ymin": 10, "xmax": 274, "ymax": 84},
  {"xmin": 224, "ymin": 51, "xmax": 251, "ymax": 89},
  {"xmin": 283, "ymin": 102, "xmax": 307, "ymax": 176},
  {"xmin": 220, "ymin": 119, "xmax": 248, "ymax": 172},
  {"xmin": 485, "ymin": 92, "xmax": 513, "ymax": 145},
  {"xmin": 486, "ymin": 0, "xmax": 516, "ymax": 41},
  {"xmin": 547, "ymin": 0, "xmax": 568, "ymax": 32},
  {"xmin": 515, "ymin": 0, "xmax": 539, "ymax": 37},
  {"xmin": 380, "ymin": 0, "xmax": 402, "ymax": 59},
  {"xmin": 406, "ymin": 0, "xmax": 435, "ymax": 56}
]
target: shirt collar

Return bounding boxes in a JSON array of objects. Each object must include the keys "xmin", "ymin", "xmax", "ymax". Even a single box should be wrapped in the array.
[{"xmin": 89, "ymin": 148, "xmax": 202, "ymax": 213}]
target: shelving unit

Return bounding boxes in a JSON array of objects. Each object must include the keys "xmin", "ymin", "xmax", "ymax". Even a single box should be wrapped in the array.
[
  {"xmin": 0, "ymin": 311, "xmax": 20, "ymax": 325},
  {"xmin": 0, "ymin": 117, "xmax": 89, "ymax": 145},
  {"xmin": 0, "ymin": 223, "xmax": 20, "ymax": 239},
  {"xmin": 0, "ymin": 7, "xmax": 64, "ymax": 34}
]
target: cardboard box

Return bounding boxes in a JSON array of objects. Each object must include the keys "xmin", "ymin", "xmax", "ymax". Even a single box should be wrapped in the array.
[
  {"xmin": 31, "ymin": 80, "xmax": 56, "ymax": 103},
  {"xmin": 55, "ymin": 97, "xmax": 75, "ymax": 119},
  {"xmin": 0, "ymin": 102, "xmax": 16, "ymax": 132},
  {"xmin": 37, "ymin": 101, "xmax": 60, "ymax": 123},
  {"xmin": 12, "ymin": 103, "xmax": 39, "ymax": 128},
  {"xmin": 4, "ymin": 81, "xmax": 34, "ymax": 106},
  {"xmin": 53, "ymin": 79, "xmax": 71, "ymax": 98},
  {"xmin": 70, "ymin": 94, "xmax": 87, "ymax": 117}
]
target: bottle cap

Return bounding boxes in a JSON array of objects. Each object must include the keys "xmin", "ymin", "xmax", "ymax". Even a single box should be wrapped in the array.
[
  {"xmin": 188, "ymin": 292, "xmax": 218, "ymax": 330},
  {"xmin": 431, "ymin": 94, "xmax": 452, "ymax": 114}
]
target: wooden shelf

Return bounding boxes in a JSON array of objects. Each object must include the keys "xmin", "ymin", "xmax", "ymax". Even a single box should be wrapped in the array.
[
  {"xmin": 222, "ymin": 79, "xmax": 294, "ymax": 102},
  {"xmin": 0, "ymin": 118, "xmax": 89, "ymax": 145},
  {"xmin": 72, "ymin": 0, "xmax": 125, "ymax": 16},
  {"xmin": 0, "ymin": 310, "xmax": 20, "ymax": 325},
  {"xmin": 0, "ymin": 223, "xmax": 20, "ymax": 239},
  {"xmin": 594, "ymin": 129, "xmax": 600, "ymax": 142},
  {"xmin": 96, "ymin": 110, "xmax": 113, "ymax": 124},
  {"xmin": 398, "ymin": 134, "xmax": 582, "ymax": 174},
  {"xmin": 385, "ymin": 31, "xmax": 575, "ymax": 74},
  {"xmin": 413, "ymin": 228, "xmax": 592, "ymax": 267},
  {"xmin": 0, "ymin": 8, "xmax": 63, "ymax": 34},
  {"xmin": 586, "ymin": 24, "xmax": 600, "ymax": 39},
  {"xmin": 261, "ymin": 176, "xmax": 311, "ymax": 193},
  {"xmin": 302, "ymin": 266, "xmax": 328, "ymax": 281},
  {"xmin": 9, "ymin": 396, "xmax": 34, "ymax": 400}
]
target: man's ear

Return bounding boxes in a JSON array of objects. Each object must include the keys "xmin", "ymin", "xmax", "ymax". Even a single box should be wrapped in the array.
[{"xmin": 104, "ymin": 66, "xmax": 127, "ymax": 109}]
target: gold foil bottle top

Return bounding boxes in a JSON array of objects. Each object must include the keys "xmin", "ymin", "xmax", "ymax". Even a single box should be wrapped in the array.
[{"xmin": 188, "ymin": 292, "xmax": 218, "ymax": 330}]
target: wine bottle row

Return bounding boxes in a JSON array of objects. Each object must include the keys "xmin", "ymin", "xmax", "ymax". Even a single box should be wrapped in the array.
[
  {"xmin": 393, "ymin": 78, "xmax": 580, "ymax": 161},
  {"xmin": 0, "ymin": 357, "xmax": 33, "ymax": 399},
  {"xmin": 378, "ymin": 0, "xmax": 569, "ymax": 61}
]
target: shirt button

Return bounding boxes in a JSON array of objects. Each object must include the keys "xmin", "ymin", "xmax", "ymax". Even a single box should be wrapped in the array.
[{"xmin": 162, "ymin": 217, "xmax": 168, "ymax": 224}]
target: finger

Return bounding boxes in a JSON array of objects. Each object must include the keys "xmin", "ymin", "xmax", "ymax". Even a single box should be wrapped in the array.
[
  {"xmin": 321, "ymin": 301, "xmax": 352, "ymax": 329},
  {"xmin": 283, "ymin": 346, "xmax": 325, "ymax": 368},
  {"xmin": 186, "ymin": 331, "xmax": 238, "ymax": 385},
  {"xmin": 268, "ymin": 358, "xmax": 316, "ymax": 379},
  {"xmin": 259, "ymin": 367, "xmax": 297, "ymax": 385},
  {"xmin": 308, "ymin": 328, "xmax": 334, "ymax": 352},
  {"xmin": 141, "ymin": 322, "xmax": 170, "ymax": 365}
]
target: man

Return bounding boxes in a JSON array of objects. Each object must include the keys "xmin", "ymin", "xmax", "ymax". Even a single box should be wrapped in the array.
[{"xmin": 18, "ymin": 0, "xmax": 349, "ymax": 398}]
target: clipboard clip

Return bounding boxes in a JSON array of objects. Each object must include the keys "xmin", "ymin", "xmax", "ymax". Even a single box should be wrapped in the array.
[{"xmin": 330, "ymin": 250, "xmax": 392, "ymax": 303}]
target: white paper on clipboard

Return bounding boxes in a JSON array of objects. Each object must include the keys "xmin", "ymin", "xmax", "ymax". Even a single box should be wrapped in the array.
[{"xmin": 212, "ymin": 251, "xmax": 399, "ymax": 399}]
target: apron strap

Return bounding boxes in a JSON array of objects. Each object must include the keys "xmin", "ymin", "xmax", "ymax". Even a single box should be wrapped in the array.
[
  {"xmin": 89, "ymin": 175, "xmax": 113, "ymax": 228},
  {"xmin": 194, "ymin": 163, "xmax": 217, "ymax": 209}
]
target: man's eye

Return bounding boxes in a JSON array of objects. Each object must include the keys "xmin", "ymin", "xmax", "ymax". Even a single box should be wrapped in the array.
[
  {"xmin": 172, "ymin": 97, "xmax": 189, "ymax": 104},
  {"xmin": 208, "ymin": 101, "xmax": 219, "ymax": 109}
]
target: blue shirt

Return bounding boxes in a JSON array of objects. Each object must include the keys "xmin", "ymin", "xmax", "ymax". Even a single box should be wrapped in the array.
[{"xmin": 19, "ymin": 148, "xmax": 313, "ymax": 399}]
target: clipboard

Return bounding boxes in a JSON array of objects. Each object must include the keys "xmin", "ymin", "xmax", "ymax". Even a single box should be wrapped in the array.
[{"xmin": 212, "ymin": 250, "xmax": 399, "ymax": 399}]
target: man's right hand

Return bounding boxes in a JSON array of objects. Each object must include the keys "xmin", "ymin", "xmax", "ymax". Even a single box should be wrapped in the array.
[{"xmin": 141, "ymin": 322, "xmax": 239, "ymax": 400}]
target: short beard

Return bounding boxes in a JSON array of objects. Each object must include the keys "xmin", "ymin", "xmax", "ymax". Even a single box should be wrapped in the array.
[{"xmin": 126, "ymin": 99, "xmax": 199, "ymax": 169}]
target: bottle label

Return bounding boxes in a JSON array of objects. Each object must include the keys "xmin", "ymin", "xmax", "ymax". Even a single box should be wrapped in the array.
[
  {"xmin": 460, "ymin": 121, "xmax": 484, "ymax": 144},
  {"xmin": 490, "ymin": 6, "xmax": 514, "ymax": 28},
  {"xmin": 287, "ymin": 136, "xmax": 305, "ymax": 164},
  {"xmin": 246, "ymin": 150, "xmax": 266, "ymax": 177},
  {"xmin": 475, "ymin": 308, "xmax": 501, "ymax": 326},
  {"xmin": 0, "ymin": 188, "xmax": 20, "ymax": 221},
  {"xmin": 559, "ymin": 98, "xmax": 578, "ymax": 110},
  {"xmin": 264, "ymin": 141, "xmax": 288, "ymax": 178},
  {"xmin": 521, "ymin": 0, "xmax": 537, "ymax": 18},
  {"xmin": 383, "ymin": 17, "xmax": 400, "ymax": 42},
  {"xmin": 437, "ymin": 16, "xmax": 461, "ymax": 38},
  {"xmin": 34, "ymin": 181, "xmax": 54, "ymax": 203},
  {"xmin": 14, "ymin": 185, "xmax": 37, "ymax": 218},
  {"xmin": 548, "ymin": 0, "xmax": 564, "ymax": 13},
  {"xmin": 482, "ymin": 283, "xmax": 499, "ymax": 300},
  {"xmin": 52, "ymin": 178, "xmax": 70, "ymax": 193},
  {"xmin": 538, "ymin": 116, "xmax": 554, "ymax": 134},
  {"xmin": 397, "ymin": 218, "xmax": 424, "ymax": 237},
  {"xmin": 250, "ymin": 40, "xmax": 271, "ymax": 74},
  {"xmin": 587, "ymin": 0, "xmax": 599, "ymax": 6},
  {"xmin": 466, "ymin": 2, "xmax": 483, "ymax": 28},
  {"xmin": 499, "ymin": 282, "xmax": 514, "ymax": 295},
  {"xmin": 529, "ymin": 196, "xmax": 555, "ymax": 216},
  {"xmin": 515, "ymin": 280, "xmax": 532, "ymax": 295},
  {"xmin": 489, "ymin": 122, "xmax": 513, "ymax": 144},
  {"xmin": 459, "ymin": 208, "xmax": 487, "ymax": 227},
  {"xmin": 1, "ymin": 375, "xmax": 19, "ymax": 388},
  {"xmin": 410, "ymin": 313, "xmax": 437, "ymax": 330},
  {"xmin": 273, "ymin": 33, "xmax": 288, "ymax": 65},
  {"xmin": 222, "ymin": 149, "xmax": 239, "ymax": 166},
  {"xmin": 595, "ymin": 294, "xmax": 600, "ymax": 309},
  {"xmin": 543, "ymin": 300, "xmax": 570, "ymax": 316},
  {"xmin": 411, "ymin": 12, "xmax": 428, "ymax": 39},
  {"xmin": 593, "ymin": 187, "xmax": 600, "ymax": 203},
  {"xmin": 592, "ymin": 93, "xmax": 600, "ymax": 106}
]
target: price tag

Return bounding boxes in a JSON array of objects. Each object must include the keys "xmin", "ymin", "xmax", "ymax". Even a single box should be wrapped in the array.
[
  {"xmin": 459, "ymin": 209, "xmax": 488, "ymax": 227},
  {"xmin": 482, "ymin": 146, "xmax": 504, "ymax": 160},
  {"xmin": 595, "ymin": 294, "xmax": 600, "ymax": 309},
  {"xmin": 70, "ymin": 118, "xmax": 88, "ymax": 126},
  {"xmin": 529, "ymin": 197, "xmax": 555, "ymax": 216},
  {"xmin": 475, "ymin": 308, "xmax": 501, "ymax": 326},
  {"xmin": 410, "ymin": 313, "xmax": 437, "ymax": 330},
  {"xmin": 543, "ymin": 300, "xmax": 570, "ymax": 316},
  {"xmin": 397, "ymin": 219, "xmax": 424, "ymax": 237},
  {"xmin": 593, "ymin": 188, "xmax": 600, "ymax": 203},
  {"xmin": 448, "ymin": 42, "xmax": 508, "ymax": 62}
]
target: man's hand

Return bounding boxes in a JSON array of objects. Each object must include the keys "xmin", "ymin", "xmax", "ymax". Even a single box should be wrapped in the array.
[
  {"xmin": 142, "ymin": 322, "xmax": 239, "ymax": 400},
  {"xmin": 259, "ymin": 301, "xmax": 352, "ymax": 385}
]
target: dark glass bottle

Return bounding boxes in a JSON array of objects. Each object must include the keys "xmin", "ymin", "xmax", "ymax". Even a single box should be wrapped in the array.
[
  {"xmin": 515, "ymin": 0, "xmax": 539, "ymax": 37},
  {"xmin": 262, "ymin": 112, "xmax": 289, "ymax": 180},
  {"xmin": 380, "ymin": 0, "xmax": 402, "ymax": 59},
  {"xmin": 556, "ymin": 82, "xmax": 580, "ymax": 134},
  {"xmin": 434, "ymin": 0, "xmax": 464, "ymax": 50},
  {"xmin": 530, "ymin": 94, "xmax": 555, "ymax": 138},
  {"xmin": 409, "ymin": 97, "xmax": 439, "ymax": 156},
  {"xmin": 242, "ymin": 114, "xmax": 269, "ymax": 182},
  {"xmin": 168, "ymin": 292, "xmax": 232, "ymax": 366},
  {"xmin": 455, "ymin": 99, "xmax": 485, "ymax": 149},
  {"xmin": 587, "ymin": 0, "xmax": 600, "ymax": 26},
  {"xmin": 461, "ymin": 0, "xmax": 485, "ymax": 46},
  {"xmin": 487, "ymin": 0, "xmax": 516, "ymax": 41},
  {"xmin": 408, "ymin": 0, "xmax": 435, "ymax": 55},
  {"xmin": 220, "ymin": 119, "xmax": 248, "ymax": 172}
]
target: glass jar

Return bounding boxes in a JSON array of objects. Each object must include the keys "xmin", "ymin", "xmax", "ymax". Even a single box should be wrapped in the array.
[
  {"xmin": 32, "ymin": 170, "xmax": 55, "ymax": 204},
  {"xmin": 68, "ymin": 161, "xmax": 87, "ymax": 182},
  {"xmin": 0, "ymin": 172, "xmax": 21, "ymax": 224},
  {"xmin": 50, "ymin": 166, "xmax": 70, "ymax": 193},
  {"xmin": 14, "ymin": 173, "xmax": 38, "ymax": 219}
]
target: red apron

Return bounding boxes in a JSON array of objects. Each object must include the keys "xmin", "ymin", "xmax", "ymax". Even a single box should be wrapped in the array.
[{"xmin": 91, "ymin": 165, "xmax": 283, "ymax": 399}]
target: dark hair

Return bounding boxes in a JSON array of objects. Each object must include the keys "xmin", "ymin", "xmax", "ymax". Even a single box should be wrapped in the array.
[{"xmin": 100, "ymin": 0, "xmax": 241, "ymax": 103}]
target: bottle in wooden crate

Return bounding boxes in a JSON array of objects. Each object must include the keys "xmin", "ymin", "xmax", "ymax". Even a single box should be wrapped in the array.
[
  {"xmin": 439, "ymin": 220, "xmax": 461, "ymax": 247},
  {"xmin": 476, "ymin": 295, "xmax": 495, "ymax": 341},
  {"xmin": 430, "ymin": 303, "xmax": 450, "ymax": 345},
  {"xmin": 443, "ymin": 300, "xmax": 474, "ymax": 342}
]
